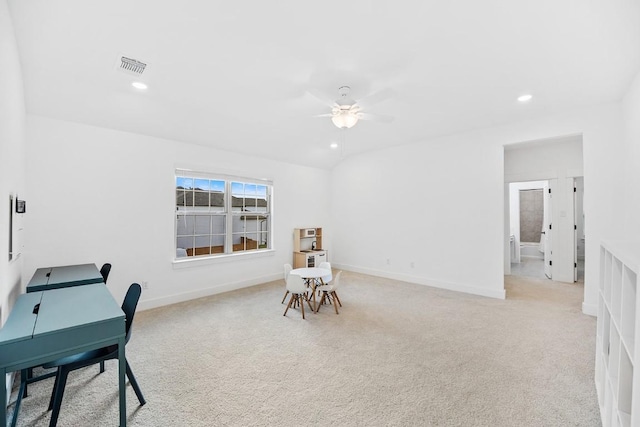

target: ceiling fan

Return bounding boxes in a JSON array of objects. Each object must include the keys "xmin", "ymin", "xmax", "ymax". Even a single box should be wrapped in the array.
[{"xmin": 312, "ymin": 86, "xmax": 394, "ymax": 129}]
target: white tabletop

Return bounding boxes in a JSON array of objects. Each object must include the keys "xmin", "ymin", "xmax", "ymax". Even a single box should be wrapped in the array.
[{"xmin": 290, "ymin": 267, "xmax": 330, "ymax": 279}]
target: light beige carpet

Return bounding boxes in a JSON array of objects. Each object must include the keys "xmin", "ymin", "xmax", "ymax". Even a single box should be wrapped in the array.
[{"xmin": 7, "ymin": 272, "xmax": 600, "ymax": 426}]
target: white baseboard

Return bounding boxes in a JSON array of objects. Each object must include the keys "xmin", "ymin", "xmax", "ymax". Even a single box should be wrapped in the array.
[
  {"xmin": 137, "ymin": 265, "xmax": 511, "ymax": 312},
  {"xmin": 137, "ymin": 272, "xmax": 282, "ymax": 311},
  {"xmin": 332, "ymin": 264, "xmax": 506, "ymax": 300},
  {"xmin": 582, "ymin": 302, "xmax": 597, "ymax": 317}
]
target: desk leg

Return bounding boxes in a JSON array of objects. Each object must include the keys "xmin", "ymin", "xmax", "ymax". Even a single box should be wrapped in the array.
[
  {"xmin": 1, "ymin": 369, "xmax": 6, "ymax": 427},
  {"xmin": 118, "ymin": 338, "xmax": 126, "ymax": 427}
]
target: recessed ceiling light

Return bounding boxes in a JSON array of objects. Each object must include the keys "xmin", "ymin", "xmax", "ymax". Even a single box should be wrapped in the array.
[
  {"xmin": 517, "ymin": 94, "xmax": 533, "ymax": 102},
  {"xmin": 330, "ymin": 143, "xmax": 338, "ymax": 149},
  {"xmin": 132, "ymin": 81, "xmax": 148, "ymax": 90}
]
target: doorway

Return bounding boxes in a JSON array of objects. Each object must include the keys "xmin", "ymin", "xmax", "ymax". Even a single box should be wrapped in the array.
[
  {"xmin": 503, "ymin": 134, "xmax": 584, "ymax": 288},
  {"xmin": 574, "ymin": 177, "xmax": 585, "ymax": 282},
  {"xmin": 508, "ymin": 180, "xmax": 550, "ymax": 280}
]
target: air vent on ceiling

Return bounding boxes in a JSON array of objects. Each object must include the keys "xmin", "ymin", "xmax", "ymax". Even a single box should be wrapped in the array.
[{"xmin": 117, "ymin": 55, "xmax": 147, "ymax": 75}]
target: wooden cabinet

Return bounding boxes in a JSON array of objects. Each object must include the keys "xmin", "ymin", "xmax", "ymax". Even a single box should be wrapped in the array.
[
  {"xmin": 596, "ymin": 240, "xmax": 640, "ymax": 427},
  {"xmin": 293, "ymin": 228, "xmax": 327, "ymax": 268},
  {"xmin": 293, "ymin": 250, "xmax": 327, "ymax": 268}
]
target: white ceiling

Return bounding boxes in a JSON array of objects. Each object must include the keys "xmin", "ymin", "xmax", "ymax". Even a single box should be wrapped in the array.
[{"xmin": 8, "ymin": 0, "xmax": 640, "ymax": 169}]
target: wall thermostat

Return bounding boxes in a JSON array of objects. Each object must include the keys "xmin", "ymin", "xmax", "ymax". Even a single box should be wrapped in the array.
[{"xmin": 16, "ymin": 199, "xmax": 26, "ymax": 213}]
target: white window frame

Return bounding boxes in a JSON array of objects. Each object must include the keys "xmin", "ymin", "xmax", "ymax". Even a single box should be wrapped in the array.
[{"xmin": 174, "ymin": 170, "xmax": 273, "ymax": 263}]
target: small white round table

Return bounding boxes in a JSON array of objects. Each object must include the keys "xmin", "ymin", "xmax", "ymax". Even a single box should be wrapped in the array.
[{"xmin": 290, "ymin": 267, "xmax": 331, "ymax": 310}]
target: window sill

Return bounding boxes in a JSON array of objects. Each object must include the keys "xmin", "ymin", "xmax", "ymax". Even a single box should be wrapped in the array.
[{"xmin": 172, "ymin": 249, "xmax": 275, "ymax": 269}]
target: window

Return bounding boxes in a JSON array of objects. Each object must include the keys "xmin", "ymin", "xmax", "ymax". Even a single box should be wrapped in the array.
[{"xmin": 175, "ymin": 172, "xmax": 271, "ymax": 259}]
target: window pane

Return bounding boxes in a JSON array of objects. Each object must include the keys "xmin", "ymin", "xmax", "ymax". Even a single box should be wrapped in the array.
[
  {"xmin": 176, "ymin": 189, "xmax": 188, "ymax": 208},
  {"xmin": 257, "ymin": 231, "xmax": 268, "ymax": 248},
  {"xmin": 176, "ymin": 215, "xmax": 194, "ymax": 236},
  {"xmin": 231, "ymin": 182, "xmax": 244, "ymax": 195},
  {"xmin": 211, "ymin": 180, "xmax": 225, "ymax": 192},
  {"xmin": 194, "ymin": 215, "xmax": 211, "ymax": 235},
  {"xmin": 195, "ymin": 235, "xmax": 211, "ymax": 248},
  {"xmin": 211, "ymin": 235, "xmax": 224, "ymax": 253},
  {"xmin": 211, "ymin": 180, "xmax": 225, "ymax": 212},
  {"xmin": 211, "ymin": 192, "xmax": 224, "ymax": 211},
  {"xmin": 176, "ymin": 177, "xmax": 193, "ymax": 190},
  {"xmin": 194, "ymin": 179, "xmax": 210, "ymax": 191},
  {"xmin": 212, "ymin": 215, "xmax": 225, "ymax": 234},
  {"xmin": 243, "ymin": 216, "xmax": 259, "ymax": 233},
  {"xmin": 176, "ymin": 236, "xmax": 193, "ymax": 250},
  {"xmin": 194, "ymin": 191, "xmax": 209, "ymax": 207},
  {"xmin": 176, "ymin": 174, "xmax": 270, "ymax": 258},
  {"xmin": 245, "ymin": 184, "xmax": 257, "ymax": 196}
]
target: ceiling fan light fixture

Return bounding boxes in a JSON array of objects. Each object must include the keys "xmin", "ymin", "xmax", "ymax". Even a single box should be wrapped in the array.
[{"xmin": 331, "ymin": 110, "xmax": 359, "ymax": 129}]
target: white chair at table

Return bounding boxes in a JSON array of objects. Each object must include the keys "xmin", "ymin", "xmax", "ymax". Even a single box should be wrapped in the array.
[
  {"xmin": 315, "ymin": 271, "xmax": 343, "ymax": 314},
  {"xmin": 318, "ymin": 261, "xmax": 332, "ymax": 284},
  {"xmin": 283, "ymin": 273, "xmax": 313, "ymax": 319},
  {"xmin": 281, "ymin": 263, "xmax": 293, "ymax": 304},
  {"xmin": 314, "ymin": 261, "xmax": 332, "ymax": 304}
]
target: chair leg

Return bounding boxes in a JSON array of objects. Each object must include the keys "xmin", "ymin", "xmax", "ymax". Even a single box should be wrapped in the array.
[
  {"xmin": 126, "ymin": 360, "xmax": 146, "ymax": 406},
  {"xmin": 281, "ymin": 290, "xmax": 289, "ymax": 304},
  {"xmin": 333, "ymin": 291, "xmax": 342, "ymax": 307},
  {"xmin": 331, "ymin": 291, "xmax": 339, "ymax": 314},
  {"xmin": 23, "ymin": 368, "xmax": 32, "ymax": 398},
  {"xmin": 283, "ymin": 294, "xmax": 295, "ymax": 316},
  {"xmin": 100, "ymin": 361, "xmax": 105, "ymax": 373},
  {"xmin": 304, "ymin": 293, "xmax": 313, "ymax": 313},
  {"xmin": 49, "ymin": 367, "xmax": 70, "ymax": 427},
  {"xmin": 47, "ymin": 368, "xmax": 61, "ymax": 411},
  {"xmin": 10, "ymin": 370, "xmax": 28, "ymax": 427},
  {"xmin": 316, "ymin": 292, "xmax": 326, "ymax": 313},
  {"xmin": 300, "ymin": 293, "xmax": 305, "ymax": 319}
]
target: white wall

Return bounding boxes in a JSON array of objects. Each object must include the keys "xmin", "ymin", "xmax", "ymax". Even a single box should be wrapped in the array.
[
  {"xmin": 504, "ymin": 137, "xmax": 583, "ymax": 283},
  {"xmin": 0, "ymin": 0, "xmax": 26, "ymax": 325},
  {"xmin": 24, "ymin": 115, "xmax": 331, "ymax": 310},
  {"xmin": 622, "ymin": 71, "xmax": 640, "ymax": 238},
  {"xmin": 331, "ymin": 103, "xmax": 625, "ymax": 312},
  {"xmin": 331, "ymin": 133, "xmax": 507, "ymax": 299},
  {"xmin": 0, "ymin": 0, "xmax": 26, "ymax": 404}
]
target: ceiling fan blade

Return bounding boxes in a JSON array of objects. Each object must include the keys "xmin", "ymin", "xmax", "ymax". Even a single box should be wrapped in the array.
[
  {"xmin": 358, "ymin": 112, "xmax": 395, "ymax": 123},
  {"xmin": 356, "ymin": 88, "xmax": 395, "ymax": 108},
  {"xmin": 305, "ymin": 88, "xmax": 337, "ymax": 107},
  {"xmin": 313, "ymin": 113, "xmax": 334, "ymax": 118}
]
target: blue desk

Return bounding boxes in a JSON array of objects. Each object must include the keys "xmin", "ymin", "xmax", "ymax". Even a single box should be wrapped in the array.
[
  {"xmin": 0, "ymin": 284, "xmax": 127, "ymax": 426},
  {"xmin": 26, "ymin": 263, "xmax": 104, "ymax": 293}
]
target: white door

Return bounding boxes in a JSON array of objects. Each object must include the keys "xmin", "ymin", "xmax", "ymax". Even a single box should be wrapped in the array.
[
  {"xmin": 573, "ymin": 179, "xmax": 578, "ymax": 282},
  {"xmin": 543, "ymin": 181, "xmax": 553, "ymax": 279}
]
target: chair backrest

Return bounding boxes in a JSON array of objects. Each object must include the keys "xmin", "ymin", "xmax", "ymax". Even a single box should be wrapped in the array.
[
  {"xmin": 100, "ymin": 263, "xmax": 112, "ymax": 284},
  {"xmin": 283, "ymin": 263, "xmax": 293, "ymax": 281},
  {"xmin": 318, "ymin": 261, "xmax": 332, "ymax": 283},
  {"xmin": 122, "ymin": 283, "xmax": 142, "ymax": 344},
  {"xmin": 286, "ymin": 273, "xmax": 307, "ymax": 294},
  {"xmin": 332, "ymin": 271, "xmax": 342, "ymax": 290}
]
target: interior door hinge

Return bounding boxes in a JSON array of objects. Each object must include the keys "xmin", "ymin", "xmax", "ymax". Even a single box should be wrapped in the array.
[
  {"xmin": 574, "ymin": 224, "xmax": 577, "ymax": 230},
  {"xmin": 549, "ymin": 223, "xmax": 552, "ymax": 230},
  {"xmin": 550, "ymin": 260, "xmax": 552, "ymax": 266},
  {"xmin": 575, "ymin": 263, "xmax": 577, "ymax": 268}
]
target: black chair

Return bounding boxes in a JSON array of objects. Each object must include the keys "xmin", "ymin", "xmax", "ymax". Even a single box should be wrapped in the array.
[
  {"xmin": 100, "ymin": 263, "xmax": 112, "ymax": 284},
  {"xmin": 42, "ymin": 283, "xmax": 146, "ymax": 427}
]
